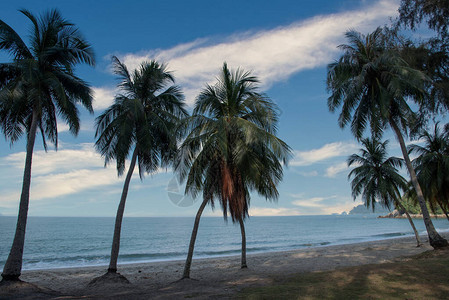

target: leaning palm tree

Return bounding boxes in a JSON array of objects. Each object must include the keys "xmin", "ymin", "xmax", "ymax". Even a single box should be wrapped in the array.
[
  {"xmin": 176, "ymin": 62, "xmax": 291, "ymax": 279},
  {"xmin": 94, "ymin": 56, "xmax": 186, "ymax": 280},
  {"xmin": 409, "ymin": 123, "xmax": 449, "ymax": 221},
  {"xmin": 0, "ymin": 9, "xmax": 94, "ymax": 281},
  {"xmin": 327, "ymin": 27, "xmax": 447, "ymax": 248},
  {"xmin": 348, "ymin": 138, "xmax": 422, "ymax": 246}
]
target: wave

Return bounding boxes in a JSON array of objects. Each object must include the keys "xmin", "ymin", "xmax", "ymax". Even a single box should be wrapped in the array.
[
  {"xmin": 288, "ymin": 241, "xmax": 332, "ymax": 248},
  {"xmin": 370, "ymin": 232, "xmax": 407, "ymax": 238},
  {"xmin": 19, "ymin": 251, "xmax": 188, "ymax": 271},
  {"xmin": 2, "ymin": 215, "xmax": 447, "ymax": 271}
]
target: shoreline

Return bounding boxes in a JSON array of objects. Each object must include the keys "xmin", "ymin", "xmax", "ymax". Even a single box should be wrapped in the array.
[
  {"xmin": 7, "ymin": 232, "xmax": 446, "ymax": 299},
  {"xmin": 15, "ymin": 230, "xmax": 426, "ymax": 272},
  {"xmin": 379, "ymin": 214, "xmax": 448, "ymax": 219}
]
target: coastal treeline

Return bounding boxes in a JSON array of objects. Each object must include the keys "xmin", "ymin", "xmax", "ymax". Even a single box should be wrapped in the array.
[
  {"xmin": 0, "ymin": 0, "xmax": 448, "ymax": 288},
  {"xmin": 327, "ymin": 0, "xmax": 449, "ymax": 249}
]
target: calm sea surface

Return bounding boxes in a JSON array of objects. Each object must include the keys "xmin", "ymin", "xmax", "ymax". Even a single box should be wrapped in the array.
[{"xmin": 0, "ymin": 215, "xmax": 448, "ymax": 270}]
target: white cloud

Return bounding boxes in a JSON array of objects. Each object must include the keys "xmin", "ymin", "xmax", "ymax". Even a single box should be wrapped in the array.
[
  {"xmin": 92, "ymin": 86, "xmax": 115, "ymax": 111},
  {"xmin": 292, "ymin": 196, "xmax": 329, "ymax": 208},
  {"xmin": 249, "ymin": 207, "xmax": 304, "ymax": 217},
  {"xmin": 0, "ymin": 143, "xmax": 171, "ymax": 207},
  {"xmin": 55, "ymin": 119, "xmax": 95, "ymax": 134},
  {"xmin": 57, "ymin": 123, "xmax": 70, "ymax": 133},
  {"xmin": 290, "ymin": 194, "xmax": 357, "ymax": 215},
  {"xmin": 291, "ymin": 141, "xmax": 357, "ymax": 167},
  {"xmin": 110, "ymin": 0, "xmax": 398, "ymax": 105},
  {"xmin": 0, "ymin": 144, "xmax": 121, "ymax": 205},
  {"xmin": 292, "ymin": 170, "xmax": 319, "ymax": 177},
  {"xmin": 217, "ymin": 193, "xmax": 358, "ymax": 216},
  {"xmin": 325, "ymin": 162, "xmax": 349, "ymax": 178},
  {"xmin": 30, "ymin": 168, "xmax": 121, "ymax": 200},
  {"xmin": 4, "ymin": 143, "xmax": 104, "ymax": 175}
]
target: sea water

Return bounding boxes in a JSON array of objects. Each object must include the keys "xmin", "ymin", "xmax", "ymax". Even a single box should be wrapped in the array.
[{"xmin": 0, "ymin": 215, "xmax": 448, "ymax": 271}]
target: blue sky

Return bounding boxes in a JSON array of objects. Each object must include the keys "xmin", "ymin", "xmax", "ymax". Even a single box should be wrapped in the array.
[{"xmin": 0, "ymin": 0, "xmax": 417, "ymax": 217}]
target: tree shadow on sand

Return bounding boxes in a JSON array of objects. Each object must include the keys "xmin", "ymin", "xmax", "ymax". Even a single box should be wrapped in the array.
[
  {"xmin": 88, "ymin": 270, "xmax": 130, "ymax": 287},
  {"xmin": 0, "ymin": 280, "xmax": 61, "ymax": 300}
]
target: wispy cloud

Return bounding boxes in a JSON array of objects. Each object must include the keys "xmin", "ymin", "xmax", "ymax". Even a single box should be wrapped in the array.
[
  {"xmin": 291, "ymin": 170, "xmax": 319, "ymax": 177},
  {"xmin": 325, "ymin": 162, "xmax": 349, "ymax": 178},
  {"xmin": 290, "ymin": 194, "xmax": 357, "ymax": 215},
  {"xmin": 230, "ymin": 194, "xmax": 358, "ymax": 216},
  {"xmin": 291, "ymin": 141, "xmax": 358, "ymax": 167},
  {"xmin": 92, "ymin": 87, "xmax": 116, "ymax": 111},
  {"xmin": 249, "ymin": 207, "xmax": 304, "ymax": 217},
  {"xmin": 292, "ymin": 196, "xmax": 331, "ymax": 208},
  {"xmin": 109, "ymin": 0, "xmax": 398, "ymax": 105},
  {"xmin": 1, "ymin": 144, "xmax": 123, "ymax": 206},
  {"xmin": 31, "ymin": 168, "xmax": 121, "ymax": 200},
  {"xmin": 4, "ymin": 143, "xmax": 103, "ymax": 175},
  {"xmin": 0, "ymin": 143, "xmax": 172, "ymax": 208}
]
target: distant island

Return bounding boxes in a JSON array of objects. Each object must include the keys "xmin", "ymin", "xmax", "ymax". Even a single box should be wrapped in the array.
[
  {"xmin": 345, "ymin": 204, "xmax": 448, "ymax": 219},
  {"xmin": 379, "ymin": 210, "xmax": 448, "ymax": 219},
  {"xmin": 344, "ymin": 204, "xmax": 392, "ymax": 215}
]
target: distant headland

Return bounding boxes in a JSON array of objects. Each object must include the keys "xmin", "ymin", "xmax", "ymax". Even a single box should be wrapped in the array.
[
  {"xmin": 341, "ymin": 204, "xmax": 392, "ymax": 215},
  {"xmin": 379, "ymin": 210, "xmax": 447, "ymax": 219}
]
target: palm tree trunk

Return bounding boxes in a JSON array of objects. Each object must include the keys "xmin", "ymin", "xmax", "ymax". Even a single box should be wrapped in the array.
[
  {"xmin": 396, "ymin": 200, "xmax": 422, "ymax": 247},
  {"xmin": 436, "ymin": 198, "xmax": 449, "ymax": 222},
  {"xmin": 2, "ymin": 110, "xmax": 39, "ymax": 281},
  {"xmin": 108, "ymin": 148, "xmax": 138, "ymax": 273},
  {"xmin": 238, "ymin": 217, "xmax": 247, "ymax": 268},
  {"xmin": 182, "ymin": 198, "xmax": 208, "ymax": 279},
  {"xmin": 390, "ymin": 120, "xmax": 448, "ymax": 248}
]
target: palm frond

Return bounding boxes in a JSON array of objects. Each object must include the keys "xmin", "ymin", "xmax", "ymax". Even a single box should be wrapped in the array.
[
  {"xmin": 177, "ymin": 62, "xmax": 291, "ymax": 222},
  {"xmin": 0, "ymin": 17, "xmax": 32, "ymax": 59},
  {"xmin": 348, "ymin": 136, "xmax": 407, "ymax": 210},
  {"xmin": 95, "ymin": 57, "xmax": 186, "ymax": 178}
]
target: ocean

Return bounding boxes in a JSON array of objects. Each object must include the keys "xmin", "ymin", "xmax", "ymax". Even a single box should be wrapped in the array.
[{"xmin": 0, "ymin": 215, "xmax": 448, "ymax": 271}]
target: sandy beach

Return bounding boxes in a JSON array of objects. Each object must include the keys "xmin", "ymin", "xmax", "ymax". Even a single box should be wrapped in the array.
[{"xmin": 1, "ymin": 233, "xmax": 447, "ymax": 299}]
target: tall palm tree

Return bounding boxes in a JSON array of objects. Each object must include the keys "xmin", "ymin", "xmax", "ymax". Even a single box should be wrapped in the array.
[
  {"xmin": 176, "ymin": 62, "xmax": 291, "ymax": 279},
  {"xmin": 327, "ymin": 27, "xmax": 447, "ymax": 248},
  {"xmin": 409, "ymin": 123, "xmax": 449, "ymax": 221},
  {"xmin": 0, "ymin": 9, "xmax": 95, "ymax": 281},
  {"xmin": 348, "ymin": 138, "xmax": 422, "ymax": 246},
  {"xmin": 94, "ymin": 56, "xmax": 186, "ymax": 278}
]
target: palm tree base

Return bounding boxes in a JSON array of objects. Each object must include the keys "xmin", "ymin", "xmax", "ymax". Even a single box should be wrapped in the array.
[
  {"xmin": 88, "ymin": 270, "xmax": 130, "ymax": 287},
  {"xmin": 429, "ymin": 236, "xmax": 449, "ymax": 249},
  {"xmin": 175, "ymin": 277, "xmax": 199, "ymax": 284},
  {"xmin": 241, "ymin": 264, "xmax": 248, "ymax": 269},
  {"xmin": 1, "ymin": 274, "xmax": 21, "ymax": 281}
]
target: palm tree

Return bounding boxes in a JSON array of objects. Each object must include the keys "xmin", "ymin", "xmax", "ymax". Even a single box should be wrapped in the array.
[
  {"xmin": 176, "ymin": 62, "xmax": 291, "ymax": 278},
  {"xmin": 0, "ymin": 9, "xmax": 94, "ymax": 281},
  {"xmin": 327, "ymin": 27, "xmax": 447, "ymax": 248},
  {"xmin": 94, "ymin": 56, "xmax": 186, "ymax": 279},
  {"xmin": 348, "ymin": 138, "xmax": 422, "ymax": 246},
  {"xmin": 409, "ymin": 123, "xmax": 449, "ymax": 221}
]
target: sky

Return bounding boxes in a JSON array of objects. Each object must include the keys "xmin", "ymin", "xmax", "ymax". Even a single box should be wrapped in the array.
[{"xmin": 0, "ymin": 0, "xmax": 425, "ymax": 217}]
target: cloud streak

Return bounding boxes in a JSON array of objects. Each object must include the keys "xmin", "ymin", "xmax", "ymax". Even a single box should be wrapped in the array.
[
  {"xmin": 0, "ymin": 143, "xmax": 172, "ymax": 208},
  {"xmin": 290, "ymin": 194, "xmax": 357, "ymax": 215},
  {"xmin": 0, "ymin": 144, "xmax": 121, "ymax": 206},
  {"xmin": 92, "ymin": 87, "xmax": 116, "ymax": 111},
  {"xmin": 325, "ymin": 162, "xmax": 349, "ymax": 178},
  {"xmin": 249, "ymin": 207, "xmax": 304, "ymax": 217},
  {"xmin": 114, "ymin": 0, "xmax": 397, "ymax": 105},
  {"xmin": 291, "ymin": 141, "xmax": 358, "ymax": 167}
]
